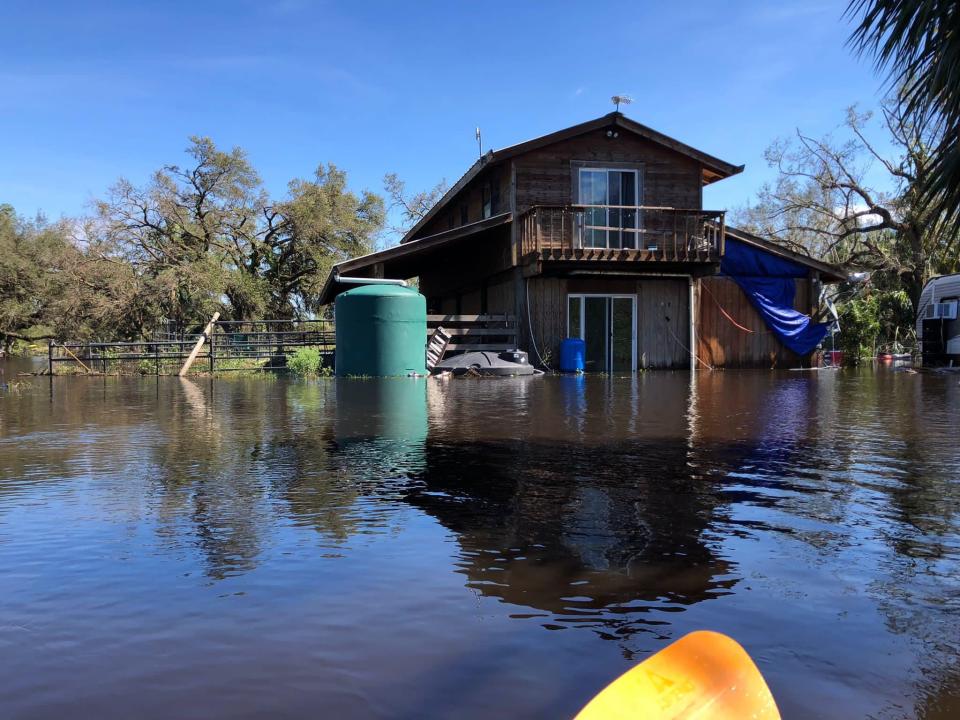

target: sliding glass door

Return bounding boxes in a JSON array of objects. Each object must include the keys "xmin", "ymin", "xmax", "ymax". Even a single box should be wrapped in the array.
[
  {"xmin": 578, "ymin": 168, "xmax": 639, "ymax": 249},
  {"xmin": 567, "ymin": 294, "xmax": 636, "ymax": 373}
]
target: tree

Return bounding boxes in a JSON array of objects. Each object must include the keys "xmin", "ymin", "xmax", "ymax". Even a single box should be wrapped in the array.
[
  {"xmin": 0, "ymin": 206, "xmax": 74, "ymax": 352},
  {"xmin": 1, "ymin": 139, "xmax": 383, "ymax": 347},
  {"xmin": 0, "ymin": 205, "xmax": 164, "ymax": 346},
  {"xmin": 382, "ymin": 173, "xmax": 448, "ymax": 242},
  {"xmin": 95, "ymin": 137, "xmax": 262, "ymax": 331},
  {"xmin": 51, "ymin": 220, "xmax": 154, "ymax": 341},
  {"xmin": 94, "ymin": 137, "xmax": 384, "ymax": 331},
  {"xmin": 261, "ymin": 165, "xmax": 384, "ymax": 315},
  {"xmin": 736, "ymin": 100, "xmax": 958, "ymax": 312},
  {"xmin": 836, "ymin": 289, "xmax": 915, "ymax": 362},
  {"xmin": 848, "ymin": 0, "xmax": 960, "ymax": 232}
]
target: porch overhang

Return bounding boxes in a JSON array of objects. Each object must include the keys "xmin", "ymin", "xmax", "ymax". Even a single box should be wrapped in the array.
[{"xmin": 318, "ymin": 212, "xmax": 512, "ymax": 305}]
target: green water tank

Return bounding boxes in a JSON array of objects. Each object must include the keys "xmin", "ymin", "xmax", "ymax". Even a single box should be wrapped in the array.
[{"xmin": 335, "ymin": 284, "xmax": 427, "ymax": 376}]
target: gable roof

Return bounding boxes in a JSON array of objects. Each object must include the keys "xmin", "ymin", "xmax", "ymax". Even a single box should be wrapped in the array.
[
  {"xmin": 400, "ymin": 111, "xmax": 744, "ymax": 244},
  {"xmin": 725, "ymin": 226, "xmax": 847, "ymax": 283}
]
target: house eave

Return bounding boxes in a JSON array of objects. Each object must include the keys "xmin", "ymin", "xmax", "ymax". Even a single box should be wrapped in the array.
[{"xmin": 319, "ymin": 212, "xmax": 513, "ymax": 304}]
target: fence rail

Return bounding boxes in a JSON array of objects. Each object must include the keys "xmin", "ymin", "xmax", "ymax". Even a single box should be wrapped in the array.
[
  {"xmin": 48, "ymin": 319, "xmax": 335, "ymax": 375},
  {"xmin": 46, "ymin": 314, "xmax": 521, "ymax": 375},
  {"xmin": 427, "ymin": 314, "xmax": 517, "ymax": 355}
]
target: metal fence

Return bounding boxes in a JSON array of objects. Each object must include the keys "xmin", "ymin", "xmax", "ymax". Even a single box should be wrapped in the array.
[{"xmin": 48, "ymin": 319, "xmax": 335, "ymax": 375}]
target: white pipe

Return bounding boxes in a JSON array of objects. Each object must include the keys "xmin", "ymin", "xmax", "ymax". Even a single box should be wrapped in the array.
[
  {"xmin": 335, "ymin": 274, "xmax": 407, "ymax": 287},
  {"xmin": 689, "ymin": 277, "xmax": 696, "ymax": 372}
]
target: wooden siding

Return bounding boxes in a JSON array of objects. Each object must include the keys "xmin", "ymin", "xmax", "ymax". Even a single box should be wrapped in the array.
[
  {"xmin": 523, "ymin": 276, "xmax": 690, "ymax": 370},
  {"xmin": 426, "ymin": 272, "xmax": 819, "ymax": 370},
  {"xmin": 636, "ymin": 279, "xmax": 690, "ymax": 369},
  {"xmin": 414, "ymin": 165, "xmax": 512, "ymax": 240},
  {"xmin": 514, "ymin": 130, "xmax": 702, "ymax": 213},
  {"xmin": 486, "ymin": 277, "xmax": 515, "ymax": 315},
  {"xmin": 564, "ymin": 277, "xmax": 689, "ymax": 369},
  {"xmin": 526, "ymin": 277, "xmax": 567, "ymax": 365},
  {"xmin": 697, "ymin": 276, "xmax": 810, "ymax": 368},
  {"xmin": 417, "ymin": 228, "xmax": 513, "ymax": 304}
]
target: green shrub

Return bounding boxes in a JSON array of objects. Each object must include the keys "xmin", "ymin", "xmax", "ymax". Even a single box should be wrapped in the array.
[
  {"xmin": 837, "ymin": 290, "xmax": 914, "ymax": 365},
  {"xmin": 287, "ymin": 346, "xmax": 330, "ymax": 377}
]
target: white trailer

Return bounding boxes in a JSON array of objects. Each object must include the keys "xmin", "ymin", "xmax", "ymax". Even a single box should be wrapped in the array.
[{"xmin": 917, "ymin": 273, "xmax": 960, "ymax": 364}]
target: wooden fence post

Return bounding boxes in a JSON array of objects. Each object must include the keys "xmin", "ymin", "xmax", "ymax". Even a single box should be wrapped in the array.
[
  {"xmin": 178, "ymin": 312, "xmax": 220, "ymax": 377},
  {"xmin": 60, "ymin": 343, "xmax": 93, "ymax": 373}
]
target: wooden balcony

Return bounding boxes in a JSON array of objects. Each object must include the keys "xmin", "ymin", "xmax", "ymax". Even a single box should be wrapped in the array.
[{"xmin": 518, "ymin": 205, "xmax": 725, "ymax": 264}]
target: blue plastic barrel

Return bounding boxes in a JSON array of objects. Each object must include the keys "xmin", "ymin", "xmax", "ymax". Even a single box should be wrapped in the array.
[{"xmin": 559, "ymin": 337, "xmax": 586, "ymax": 372}]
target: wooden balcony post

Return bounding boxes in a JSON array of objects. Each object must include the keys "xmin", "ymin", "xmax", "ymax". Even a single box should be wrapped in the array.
[
  {"xmin": 535, "ymin": 208, "xmax": 541, "ymax": 253},
  {"xmin": 526, "ymin": 212, "xmax": 531, "ymax": 254},
  {"xmin": 550, "ymin": 208, "xmax": 555, "ymax": 250},
  {"xmin": 673, "ymin": 209, "xmax": 679, "ymax": 261},
  {"xmin": 560, "ymin": 208, "xmax": 566, "ymax": 253}
]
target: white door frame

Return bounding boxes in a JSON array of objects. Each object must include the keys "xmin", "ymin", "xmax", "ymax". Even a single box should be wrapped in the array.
[{"xmin": 566, "ymin": 293, "xmax": 637, "ymax": 372}]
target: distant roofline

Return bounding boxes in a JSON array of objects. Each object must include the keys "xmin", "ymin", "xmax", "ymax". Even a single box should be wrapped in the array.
[{"xmin": 400, "ymin": 112, "xmax": 744, "ymax": 244}]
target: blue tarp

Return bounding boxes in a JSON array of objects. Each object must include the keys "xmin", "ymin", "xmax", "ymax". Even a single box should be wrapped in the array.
[{"xmin": 720, "ymin": 238, "xmax": 829, "ymax": 355}]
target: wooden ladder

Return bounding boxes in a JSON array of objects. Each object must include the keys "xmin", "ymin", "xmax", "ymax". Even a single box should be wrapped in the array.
[{"xmin": 426, "ymin": 326, "xmax": 451, "ymax": 371}]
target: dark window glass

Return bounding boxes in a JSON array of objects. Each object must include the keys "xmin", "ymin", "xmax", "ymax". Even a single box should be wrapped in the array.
[
  {"xmin": 490, "ymin": 178, "xmax": 500, "ymax": 214},
  {"xmin": 460, "ymin": 204, "xmax": 468, "ymax": 225}
]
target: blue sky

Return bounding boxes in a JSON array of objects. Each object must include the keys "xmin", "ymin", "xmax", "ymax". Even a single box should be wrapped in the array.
[{"xmin": 1, "ymin": 1, "xmax": 887, "ymax": 230}]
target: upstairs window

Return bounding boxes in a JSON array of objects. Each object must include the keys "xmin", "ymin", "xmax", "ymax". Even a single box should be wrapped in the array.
[
  {"xmin": 482, "ymin": 177, "xmax": 500, "ymax": 219},
  {"xmin": 459, "ymin": 204, "xmax": 469, "ymax": 225},
  {"xmin": 578, "ymin": 168, "xmax": 640, "ymax": 249}
]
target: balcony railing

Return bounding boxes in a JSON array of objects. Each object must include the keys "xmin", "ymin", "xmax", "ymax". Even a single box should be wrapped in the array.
[{"xmin": 518, "ymin": 205, "xmax": 726, "ymax": 262}]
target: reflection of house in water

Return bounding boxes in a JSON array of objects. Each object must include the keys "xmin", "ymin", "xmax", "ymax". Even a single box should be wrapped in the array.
[
  {"xmin": 406, "ymin": 376, "xmax": 739, "ymax": 644},
  {"xmin": 406, "ymin": 437, "xmax": 737, "ymax": 641}
]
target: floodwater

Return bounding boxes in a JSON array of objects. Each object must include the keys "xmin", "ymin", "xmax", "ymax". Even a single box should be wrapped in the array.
[{"xmin": 0, "ymin": 365, "xmax": 957, "ymax": 720}]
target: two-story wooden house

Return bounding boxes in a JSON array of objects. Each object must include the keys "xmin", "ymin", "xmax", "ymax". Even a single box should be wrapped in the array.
[{"xmin": 319, "ymin": 112, "xmax": 845, "ymax": 370}]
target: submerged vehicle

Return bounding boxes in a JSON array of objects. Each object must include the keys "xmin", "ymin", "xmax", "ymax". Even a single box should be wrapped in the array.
[{"xmin": 433, "ymin": 349, "xmax": 538, "ymax": 376}]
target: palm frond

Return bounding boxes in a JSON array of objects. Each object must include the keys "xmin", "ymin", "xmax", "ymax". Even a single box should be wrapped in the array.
[{"xmin": 847, "ymin": 0, "xmax": 960, "ymax": 231}]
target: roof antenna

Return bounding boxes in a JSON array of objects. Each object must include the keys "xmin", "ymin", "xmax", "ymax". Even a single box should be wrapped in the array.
[
  {"xmin": 476, "ymin": 127, "xmax": 482, "ymax": 158},
  {"xmin": 611, "ymin": 95, "xmax": 632, "ymax": 113}
]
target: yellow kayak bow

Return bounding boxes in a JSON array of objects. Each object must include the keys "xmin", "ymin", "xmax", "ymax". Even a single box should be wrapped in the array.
[{"xmin": 575, "ymin": 631, "xmax": 781, "ymax": 719}]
